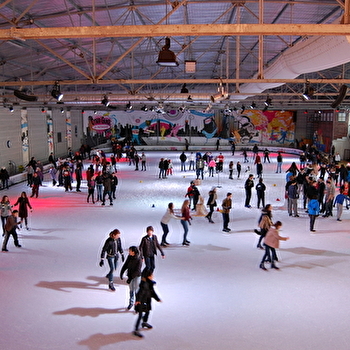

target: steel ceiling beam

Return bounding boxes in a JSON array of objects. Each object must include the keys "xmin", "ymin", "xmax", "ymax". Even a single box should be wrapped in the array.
[{"xmin": 2, "ymin": 78, "xmax": 350, "ymax": 87}]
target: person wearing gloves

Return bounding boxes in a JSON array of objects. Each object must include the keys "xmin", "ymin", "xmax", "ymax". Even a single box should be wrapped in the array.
[
  {"xmin": 120, "ymin": 246, "xmax": 142, "ymax": 310},
  {"xmin": 99, "ymin": 229, "xmax": 124, "ymax": 291}
]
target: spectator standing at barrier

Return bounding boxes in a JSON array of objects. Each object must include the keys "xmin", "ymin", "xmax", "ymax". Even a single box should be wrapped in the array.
[
  {"xmin": 0, "ymin": 167, "xmax": 10, "ymax": 190},
  {"xmin": 179, "ymin": 152, "xmax": 187, "ymax": 172}
]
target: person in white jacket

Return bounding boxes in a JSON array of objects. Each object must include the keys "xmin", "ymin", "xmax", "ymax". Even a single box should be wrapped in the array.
[{"xmin": 160, "ymin": 202, "xmax": 183, "ymax": 246}]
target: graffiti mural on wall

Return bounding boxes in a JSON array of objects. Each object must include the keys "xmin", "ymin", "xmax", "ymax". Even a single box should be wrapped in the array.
[{"xmin": 85, "ymin": 109, "xmax": 295, "ymax": 145}]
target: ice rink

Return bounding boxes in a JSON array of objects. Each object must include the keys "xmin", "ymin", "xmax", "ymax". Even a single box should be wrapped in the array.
[{"xmin": 1, "ymin": 149, "xmax": 350, "ymax": 350}]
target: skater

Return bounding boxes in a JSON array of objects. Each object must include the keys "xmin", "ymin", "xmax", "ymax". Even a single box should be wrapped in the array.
[
  {"xmin": 180, "ymin": 199, "xmax": 192, "ymax": 246},
  {"xmin": 160, "ymin": 202, "xmax": 182, "ymax": 246},
  {"xmin": 13, "ymin": 192, "xmax": 32, "ymax": 230},
  {"xmin": 222, "ymin": 192, "xmax": 232, "ymax": 232},
  {"xmin": 206, "ymin": 187, "xmax": 217, "ymax": 223},
  {"xmin": 99, "ymin": 229, "xmax": 125, "ymax": 291},
  {"xmin": 2, "ymin": 210, "xmax": 21, "ymax": 251},
  {"xmin": 259, "ymin": 221, "xmax": 289, "ymax": 270},
  {"xmin": 133, "ymin": 268, "xmax": 162, "ymax": 338},
  {"xmin": 139, "ymin": 226, "xmax": 165, "ymax": 272},
  {"xmin": 120, "ymin": 246, "xmax": 142, "ymax": 310}
]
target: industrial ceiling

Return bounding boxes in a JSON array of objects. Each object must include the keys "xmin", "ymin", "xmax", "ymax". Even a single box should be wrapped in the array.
[{"xmin": 0, "ymin": 0, "xmax": 350, "ymax": 111}]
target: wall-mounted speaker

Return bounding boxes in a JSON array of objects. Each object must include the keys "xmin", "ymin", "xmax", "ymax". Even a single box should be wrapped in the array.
[{"xmin": 331, "ymin": 85, "xmax": 348, "ymax": 109}]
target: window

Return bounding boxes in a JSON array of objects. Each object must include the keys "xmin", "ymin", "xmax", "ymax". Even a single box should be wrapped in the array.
[
  {"xmin": 338, "ymin": 112, "xmax": 346, "ymax": 122},
  {"xmin": 57, "ymin": 132, "xmax": 62, "ymax": 143}
]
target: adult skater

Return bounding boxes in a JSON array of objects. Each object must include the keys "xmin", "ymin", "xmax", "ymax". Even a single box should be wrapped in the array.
[
  {"xmin": 244, "ymin": 174, "xmax": 254, "ymax": 208},
  {"xmin": 221, "ymin": 192, "xmax": 232, "ymax": 232},
  {"xmin": 13, "ymin": 191, "xmax": 32, "ymax": 230},
  {"xmin": 99, "ymin": 229, "xmax": 125, "ymax": 291},
  {"xmin": 139, "ymin": 226, "xmax": 165, "ymax": 272},
  {"xmin": 120, "ymin": 246, "xmax": 142, "ymax": 310},
  {"xmin": 1, "ymin": 195, "xmax": 12, "ymax": 236},
  {"xmin": 206, "ymin": 187, "xmax": 217, "ymax": 223},
  {"xmin": 133, "ymin": 269, "xmax": 162, "ymax": 338},
  {"xmin": 2, "ymin": 210, "xmax": 21, "ymax": 251},
  {"xmin": 180, "ymin": 199, "xmax": 192, "ymax": 246},
  {"xmin": 160, "ymin": 202, "xmax": 182, "ymax": 246}
]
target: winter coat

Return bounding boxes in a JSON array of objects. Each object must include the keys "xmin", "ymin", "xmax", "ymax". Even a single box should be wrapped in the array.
[
  {"xmin": 308, "ymin": 199, "xmax": 320, "ymax": 216},
  {"xmin": 100, "ymin": 237, "xmax": 123, "ymax": 259},
  {"xmin": 120, "ymin": 254, "xmax": 142, "ymax": 281},
  {"xmin": 135, "ymin": 278, "xmax": 160, "ymax": 312},
  {"xmin": 139, "ymin": 234, "xmax": 164, "ymax": 259},
  {"xmin": 264, "ymin": 226, "xmax": 288, "ymax": 249}
]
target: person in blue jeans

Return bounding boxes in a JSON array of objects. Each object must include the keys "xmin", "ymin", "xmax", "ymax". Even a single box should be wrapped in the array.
[
  {"xmin": 120, "ymin": 246, "xmax": 142, "ymax": 310},
  {"xmin": 180, "ymin": 199, "xmax": 192, "ymax": 245},
  {"xmin": 99, "ymin": 229, "xmax": 124, "ymax": 291}
]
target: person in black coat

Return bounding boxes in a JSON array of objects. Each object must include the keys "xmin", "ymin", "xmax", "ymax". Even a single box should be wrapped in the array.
[
  {"xmin": 99, "ymin": 229, "xmax": 124, "ymax": 291},
  {"xmin": 139, "ymin": 226, "xmax": 164, "ymax": 272},
  {"xmin": 133, "ymin": 269, "xmax": 162, "ymax": 338},
  {"xmin": 120, "ymin": 246, "xmax": 142, "ymax": 310},
  {"xmin": 255, "ymin": 177, "xmax": 266, "ymax": 209},
  {"xmin": 244, "ymin": 174, "xmax": 254, "ymax": 208}
]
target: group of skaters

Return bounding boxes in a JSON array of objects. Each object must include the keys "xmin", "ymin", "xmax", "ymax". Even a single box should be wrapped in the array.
[
  {"xmin": 1, "ymin": 191, "xmax": 33, "ymax": 251},
  {"xmin": 99, "ymin": 226, "xmax": 163, "ymax": 338}
]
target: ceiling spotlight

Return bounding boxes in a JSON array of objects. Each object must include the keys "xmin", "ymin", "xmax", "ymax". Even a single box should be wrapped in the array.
[
  {"xmin": 94, "ymin": 110, "xmax": 97, "ymax": 114},
  {"xmin": 149, "ymin": 106, "xmax": 155, "ymax": 112},
  {"xmin": 179, "ymin": 106, "xmax": 186, "ymax": 112},
  {"xmin": 101, "ymin": 95, "xmax": 110, "ymax": 107},
  {"xmin": 9, "ymin": 106, "xmax": 14, "ymax": 112},
  {"xmin": 180, "ymin": 83, "xmax": 189, "ymax": 94},
  {"xmin": 51, "ymin": 81, "xmax": 63, "ymax": 101},
  {"xmin": 210, "ymin": 82, "xmax": 228, "ymax": 103},
  {"xmin": 82, "ymin": 109, "xmax": 85, "ymax": 114},
  {"xmin": 302, "ymin": 82, "xmax": 314, "ymax": 101},
  {"xmin": 156, "ymin": 37, "xmax": 179, "ymax": 67},
  {"xmin": 250, "ymin": 102, "xmax": 257, "ymax": 109},
  {"xmin": 60, "ymin": 108, "xmax": 64, "ymax": 113},
  {"xmin": 264, "ymin": 96, "xmax": 272, "ymax": 106},
  {"xmin": 141, "ymin": 105, "xmax": 148, "ymax": 112},
  {"xmin": 126, "ymin": 101, "xmax": 133, "ymax": 110},
  {"xmin": 41, "ymin": 108, "xmax": 45, "ymax": 113},
  {"xmin": 187, "ymin": 95, "xmax": 193, "ymax": 102}
]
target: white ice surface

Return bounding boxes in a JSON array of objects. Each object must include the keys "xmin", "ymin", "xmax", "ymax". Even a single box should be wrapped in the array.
[{"xmin": 1, "ymin": 150, "xmax": 350, "ymax": 350}]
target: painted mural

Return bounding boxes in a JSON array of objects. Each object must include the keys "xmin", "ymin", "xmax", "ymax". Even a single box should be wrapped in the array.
[{"xmin": 85, "ymin": 108, "xmax": 295, "ymax": 145}]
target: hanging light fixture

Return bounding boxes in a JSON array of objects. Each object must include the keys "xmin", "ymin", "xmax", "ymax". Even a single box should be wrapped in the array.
[
  {"xmin": 302, "ymin": 81, "xmax": 314, "ymax": 101},
  {"xmin": 250, "ymin": 102, "xmax": 257, "ymax": 109},
  {"xmin": 210, "ymin": 80, "xmax": 228, "ymax": 103},
  {"xmin": 101, "ymin": 95, "xmax": 110, "ymax": 107},
  {"xmin": 180, "ymin": 83, "xmax": 189, "ymax": 94},
  {"xmin": 126, "ymin": 101, "xmax": 133, "ymax": 110},
  {"xmin": 51, "ymin": 81, "xmax": 63, "ymax": 101},
  {"xmin": 9, "ymin": 106, "xmax": 14, "ymax": 112},
  {"xmin": 156, "ymin": 37, "xmax": 179, "ymax": 67},
  {"xmin": 141, "ymin": 105, "xmax": 148, "ymax": 111}
]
